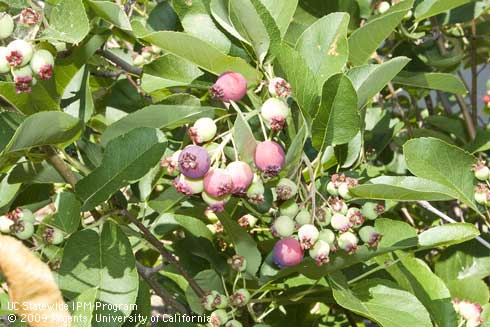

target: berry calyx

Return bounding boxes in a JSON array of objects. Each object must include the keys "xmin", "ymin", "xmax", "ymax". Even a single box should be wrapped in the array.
[
  {"xmin": 19, "ymin": 8, "xmax": 39, "ymax": 26},
  {"xmin": 297, "ymin": 224, "xmax": 319, "ymax": 250},
  {"xmin": 42, "ymin": 226, "xmax": 64, "ymax": 245},
  {"xmin": 473, "ymin": 160, "xmax": 490, "ymax": 181},
  {"xmin": 254, "ymin": 141, "xmax": 285, "ymax": 177},
  {"xmin": 178, "ymin": 145, "xmax": 211, "ymax": 178},
  {"xmin": 0, "ymin": 13, "xmax": 14, "ymax": 40},
  {"xmin": 12, "ymin": 65, "xmax": 33, "ymax": 93},
  {"xmin": 6, "ymin": 39, "xmax": 33, "ymax": 67},
  {"xmin": 275, "ymin": 178, "xmax": 298, "ymax": 201},
  {"xmin": 237, "ymin": 214, "xmax": 257, "ymax": 228},
  {"xmin": 474, "ymin": 183, "xmax": 489, "ymax": 205},
  {"xmin": 0, "ymin": 47, "xmax": 10, "ymax": 73},
  {"xmin": 361, "ymin": 202, "xmax": 384, "ymax": 220},
  {"xmin": 359, "ymin": 226, "xmax": 382, "ymax": 247},
  {"xmin": 337, "ymin": 232, "xmax": 358, "ymax": 254},
  {"xmin": 346, "ymin": 207, "xmax": 365, "ymax": 227},
  {"xmin": 273, "ymin": 237, "xmax": 304, "ymax": 267},
  {"xmin": 173, "ymin": 174, "xmax": 204, "ymax": 195},
  {"xmin": 329, "ymin": 197, "xmax": 348, "ymax": 214},
  {"xmin": 210, "ymin": 71, "xmax": 247, "ymax": 103},
  {"xmin": 229, "ymin": 288, "xmax": 250, "ymax": 307},
  {"xmin": 268, "ymin": 77, "xmax": 291, "ymax": 98},
  {"xmin": 226, "ymin": 161, "xmax": 254, "ymax": 194},
  {"xmin": 30, "ymin": 49, "xmax": 55, "ymax": 80},
  {"xmin": 261, "ymin": 98, "xmax": 290, "ymax": 130},
  {"xmin": 228, "ymin": 254, "xmax": 247, "ymax": 272},
  {"xmin": 271, "ymin": 215, "xmax": 295, "ymax": 238},
  {"xmin": 12, "ymin": 220, "xmax": 34, "ymax": 240},
  {"xmin": 188, "ymin": 117, "xmax": 217, "ymax": 144},
  {"xmin": 331, "ymin": 213, "xmax": 352, "ymax": 232},
  {"xmin": 204, "ymin": 168, "xmax": 234, "ymax": 197},
  {"xmin": 161, "ymin": 150, "xmax": 182, "ymax": 174},
  {"xmin": 309, "ymin": 240, "xmax": 330, "ymax": 266}
]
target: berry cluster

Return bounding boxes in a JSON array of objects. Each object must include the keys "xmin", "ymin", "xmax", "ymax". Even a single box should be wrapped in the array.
[
  {"xmin": 0, "ymin": 207, "xmax": 64, "ymax": 245},
  {"xmin": 473, "ymin": 160, "xmax": 490, "ymax": 206},
  {"xmin": 0, "ymin": 10, "xmax": 55, "ymax": 93},
  {"xmin": 131, "ymin": 45, "xmax": 162, "ymax": 66}
]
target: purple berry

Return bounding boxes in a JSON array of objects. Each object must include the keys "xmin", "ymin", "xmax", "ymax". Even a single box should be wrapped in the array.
[
  {"xmin": 254, "ymin": 141, "xmax": 285, "ymax": 177},
  {"xmin": 210, "ymin": 71, "xmax": 247, "ymax": 103},
  {"xmin": 273, "ymin": 237, "xmax": 304, "ymax": 267},
  {"xmin": 226, "ymin": 161, "xmax": 254, "ymax": 194},
  {"xmin": 178, "ymin": 145, "xmax": 211, "ymax": 178},
  {"xmin": 204, "ymin": 168, "xmax": 234, "ymax": 197}
]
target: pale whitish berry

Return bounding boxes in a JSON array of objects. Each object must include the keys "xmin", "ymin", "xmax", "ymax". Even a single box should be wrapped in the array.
[
  {"xmin": 230, "ymin": 289, "xmax": 250, "ymax": 307},
  {"xmin": 141, "ymin": 49, "xmax": 152, "ymax": 60},
  {"xmin": 361, "ymin": 202, "xmax": 384, "ymax": 220},
  {"xmin": 268, "ymin": 77, "xmax": 291, "ymax": 98},
  {"xmin": 173, "ymin": 174, "xmax": 204, "ymax": 195},
  {"xmin": 295, "ymin": 209, "xmax": 311, "ymax": 226},
  {"xmin": 337, "ymin": 232, "xmax": 358, "ymax": 253},
  {"xmin": 316, "ymin": 207, "xmax": 332, "ymax": 226},
  {"xmin": 331, "ymin": 213, "xmax": 352, "ymax": 232},
  {"xmin": 452, "ymin": 299, "xmax": 483, "ymax": 327},
  {"xmin": 272, "ymin": 215, "xmax": 295, "ymax": 238},
  {"xmin": 6, "ymin": 39, "xmax": 33, "ymax": 67},
  {"xmin": 30, "ymin": 50, "xmax": 55, "ymax": 80},
  {"xmin": 298, "ymin": 224, "xmax": 319, "ymax": 249},
  {"xmin": 202, "ymin": 192, "xmax": 230, "ymax": 213},
  {"xmin": 309, "ymin": 240, "xmax": 330, "ymax": 266},
  {"xmin": 132, "ymin": 54, "xmax": 144, "ymax": 66},
  {"xmin": 0, "ymin": 216, "xmax": 13, "ymax": 233},
  {"xmin": 473, "ymin": 161, "xmax": 490, "ymax": 181},
  {"xmin": 209, "ymin": 309, "xmax": 228, "ymax": 327},
  {"xmin": 0, "ymin": 13, "xmax": 14, "ymax": 40},
  {"xmin": 225, "ymin": 320, "xmax": 243, "ymax": 327},
  {"xmin": 326, "ymin": 181, "xmax": 339, "ymax": 196},
  {"xmin": 150, "ymin": 45, "xmax": 161, "ymax": 54},
  {"xmin": 359, "ymin": 226, "xmax": 382, "ymax": 247},
  {"xmin": 280, "ymin": 199, "xmax": 299, "ymax": 218},
  {"xmin": 0, "ymin": 47, "xmax": 9, "ymax": 73},
  {"xmin": 377, "ymin": 1, "xmax": 391, "ymax": 14},
  {"xmin": 329, "ymin": 197, "xmax": 348, "ymax": 214},
  {"xmin": 261, "ymin": 98, "xmax": 290, "ymax": 130},
  {"xmin": 276, "ymin": 178, "xmax": 298, "ymax": 201},
  {"xmin": 338, "ymin": 183, "xmax": 351, "ymax": 199},
  {"xmin": 237, "ymin": 214, "xmax": 257, "ymax": 228},
  {"xmin": 189, "ymin": 117, "xmax": 217, "ymax": 144}
]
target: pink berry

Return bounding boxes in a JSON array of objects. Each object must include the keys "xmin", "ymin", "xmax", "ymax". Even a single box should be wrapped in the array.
[
  {"xmin": 226, "ymin": 161, "xmax": 254, "ymax": 194},
  {"xmin": 254, "ymin": 141, "xmax": 285, "ymax": 177},
  {"xmin": 12, "ymin": 66, "xmax": 33, "ymax": 94},
  {"xmin": 210, "ymin": 71, "xmax": 247, "ymax": 103},
  {"xmin": 178, "ymin": 145, "xmax": 211, "ymax": 179},
  {"xmin": 331, "ymin": 213, "xmax": 352, "ymax": 232},
  {"xmin": 273, "ymin": 237, "xmax": 304, "ymax": 267},
  {"xmin": 204, "ymin": 168, "xmax": 234, "ymax": 197},
  {"xmin": 484, "ymin": 95, "xmax": 490, "ymax": 104}
]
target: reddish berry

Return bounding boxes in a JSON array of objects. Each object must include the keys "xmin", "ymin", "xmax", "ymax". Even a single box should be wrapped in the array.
[
  {"xmin": 483, "ymin": 95, "xmax": 490, "ymax": 104},
  {"xmin": 204, "ymin": 168, "xmax": 234, "ymax": 197},
  {"xmin": 210, "ymin": 71, "xmax": 247, "ymax": 103},
  {"xmin": 226, "ymin": 161, "xmax": 254, "ymax": 194},
  {"xmin": 254, "ymin": 141, "xmax": 285, "ymax": 177},
  {"xmin": 178, "ymin": 145, "xmax": 211, "ymax": 178},
  {"xmin": 273, "ymin": 237, "xmax": 304, "ymax": 267}
]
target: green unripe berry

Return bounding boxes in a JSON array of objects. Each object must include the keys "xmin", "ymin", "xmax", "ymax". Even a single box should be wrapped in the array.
[
  {"xmin": 209, "ymin": 309, "xmax": 228, "ymax": 326},
  {"xmin": 275, "ymin": 178, "xmax": 298, "ymax": 201},
  {"xmin": 272, "ymin": 216, "xmax": 295, "ymax": 238},
  {"xmin": 18, "ymin": 208, "xmax": 35, "ymax": 223},
  {"xmin": 280, "ymin": 199, "xmax": 299, "ymax": 218},
  {"xmin": 326, "ymin": 181, "xmax": 338, "ymax": 196},
  {"xmin": 0, "ymin": 13, "xmax": 14, "ymax": 39},
  {"xmin": 361, "ymin": 202, "xmax": 384, "ymax": 220},
  {"xmin": 15, "ymin": 221, "xmax": 34, "ymax": 240},
  {"xmin": 295, "ymin": 209, "xmax": 311, "ymax": 226}
]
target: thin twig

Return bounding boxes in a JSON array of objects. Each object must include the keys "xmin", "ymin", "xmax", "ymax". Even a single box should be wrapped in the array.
[
  {"xmin": 119, "ymin": 208, "xmax": 206, "ymax": 298},
  {"xmin": 471, "ymin": 20, "xmax": 478, "ymax": 125},
  {"xmin": 416, "ymin": 201, "xmax": 490, "ymax": 250},
  {"xmin": 42, "ymin": 146, "xmax": 77, "ymax": 188},
  {"xmin": 302, "ymin": 154, "xmax": 316, "ymax": 223},
  {"xmin": 136, "ymin": 262, "xmax": 189, "ymax": 314},
  {"xmin": 96, "ymin": 49, "xmax": 143, "ymax": 76}
]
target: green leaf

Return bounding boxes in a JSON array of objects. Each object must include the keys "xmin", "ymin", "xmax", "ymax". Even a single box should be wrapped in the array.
[
  {"xmin": 296, "ymin": 13, "xmax": 349, "ymax": 88},
  {"xmin": 42, "ymin": 0, "xmax": 90, "ymax": 43},
  {"xmin": 398, "ymin": 257, "xmax": 457, "ymax": 327},
  {"xmin": 148, "ymin": 187, "xmax": 186, "ymax": 214},
  {"xmin": 141, "ymin": 54, "xmax": 203, "ymax": 93},
  {"xmin": 328, "ymin": 273, "xmax": 433, "ymax": 327},
  {"xmin": 89, "ymin": 1, "xmax": 131, "ymax": 30},
  {"xmin": 0, "ymin": 112, "xmax": 83, "ymax": 170},
  {"xmin": 418, "ymin": 223, "xmax": 479, "ymax": 248},
  {"xmin": 447, "ymin": 277, "xmax": 490, "ymax": 305},
  {"xmin": 50, "ymin": 192, "xmax": 81, "ymax": 234},
  {"xmin": 62, "ymin": 66, "xmax": 94, "ymax": 123},
  {"xmin": 415, "ymin": 0, "xmax": 473, "ymax": 21},
  {"xmin": 101, "ymin": 105, "xmax": 220, "ymax": 146},
  {"xmin": 59, "ymin": 221, "xmax": 139, "ymax": 321},
  {"xmin": 142, "ymin": 31, "xmax": 258, "ymax": 82},
  {"xmin": 122, "ymin": 280, "xmax": 150, "ymax": 327},
  {"xmin": 393, "ymin": 72, "xmax": 467, "ymax": 95},
  {"xmin": 404, "ymin": 137, "xmax": 479, "ymax": 212},
  {"xmin": 218, "ymin": 212, "xmax": 262, "ymax": 277},
  {"xmin": 347, "ymin": 57, "xmax": 410, "ymax": 108},
  {"xmin": 70, "ymin": 287, "xmax": 97, "ymax": 327},
  {"xmin": 0, "ymin": 81, "xmax": 60, "ymax": 114},
  {"xmin": 210, "ymin": 0, "xmax": 250, "ymax": 44},
  {"xmin": 0, "ymin": 112, "xmax": 23, "ymax": 152},
  {"xmin": 173, "ymin": 215, "xmax": 214, "ymax": 242},
  {"xmin": 172, "ymin": 0, "xmax": 232, "ymax": 53},
  {"xmin": 351, "ymin": 176, "xmax": 459, "ymax": 201},
  {"xmin": 311, "ymin": 73, "xmax": 360, "ymax": 151},
  {"xmin": 76, "ymin": 128, "xmax": 167, "ymax": 211},
  {"xmin": 259, "ymin": 0, "xmax": 297, "ymax": 37},
  {"xmin": 232, "ymin": 112, "xmax": 257, "ymax": 165},
  {"xmin": 0, "ymin": 171, "xmax": 21, "ymax": 209},
  {"xmin": 348, "ymin": 0, "xmax": 414, "ymax": 65},
  {"xmin": 250, "ymin": 0, "xmax": 281, "ymax": 49},
  {"xmin": 284, "ymin": 125, "xmax": 307, "ymax": 177},
  {"xmin": 273, "ymin": 43, "xmax": 319, "ymax": 119},
  {"xmin": 465, "ymin": 129, "xmax": 490, "ymax": 154}
]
